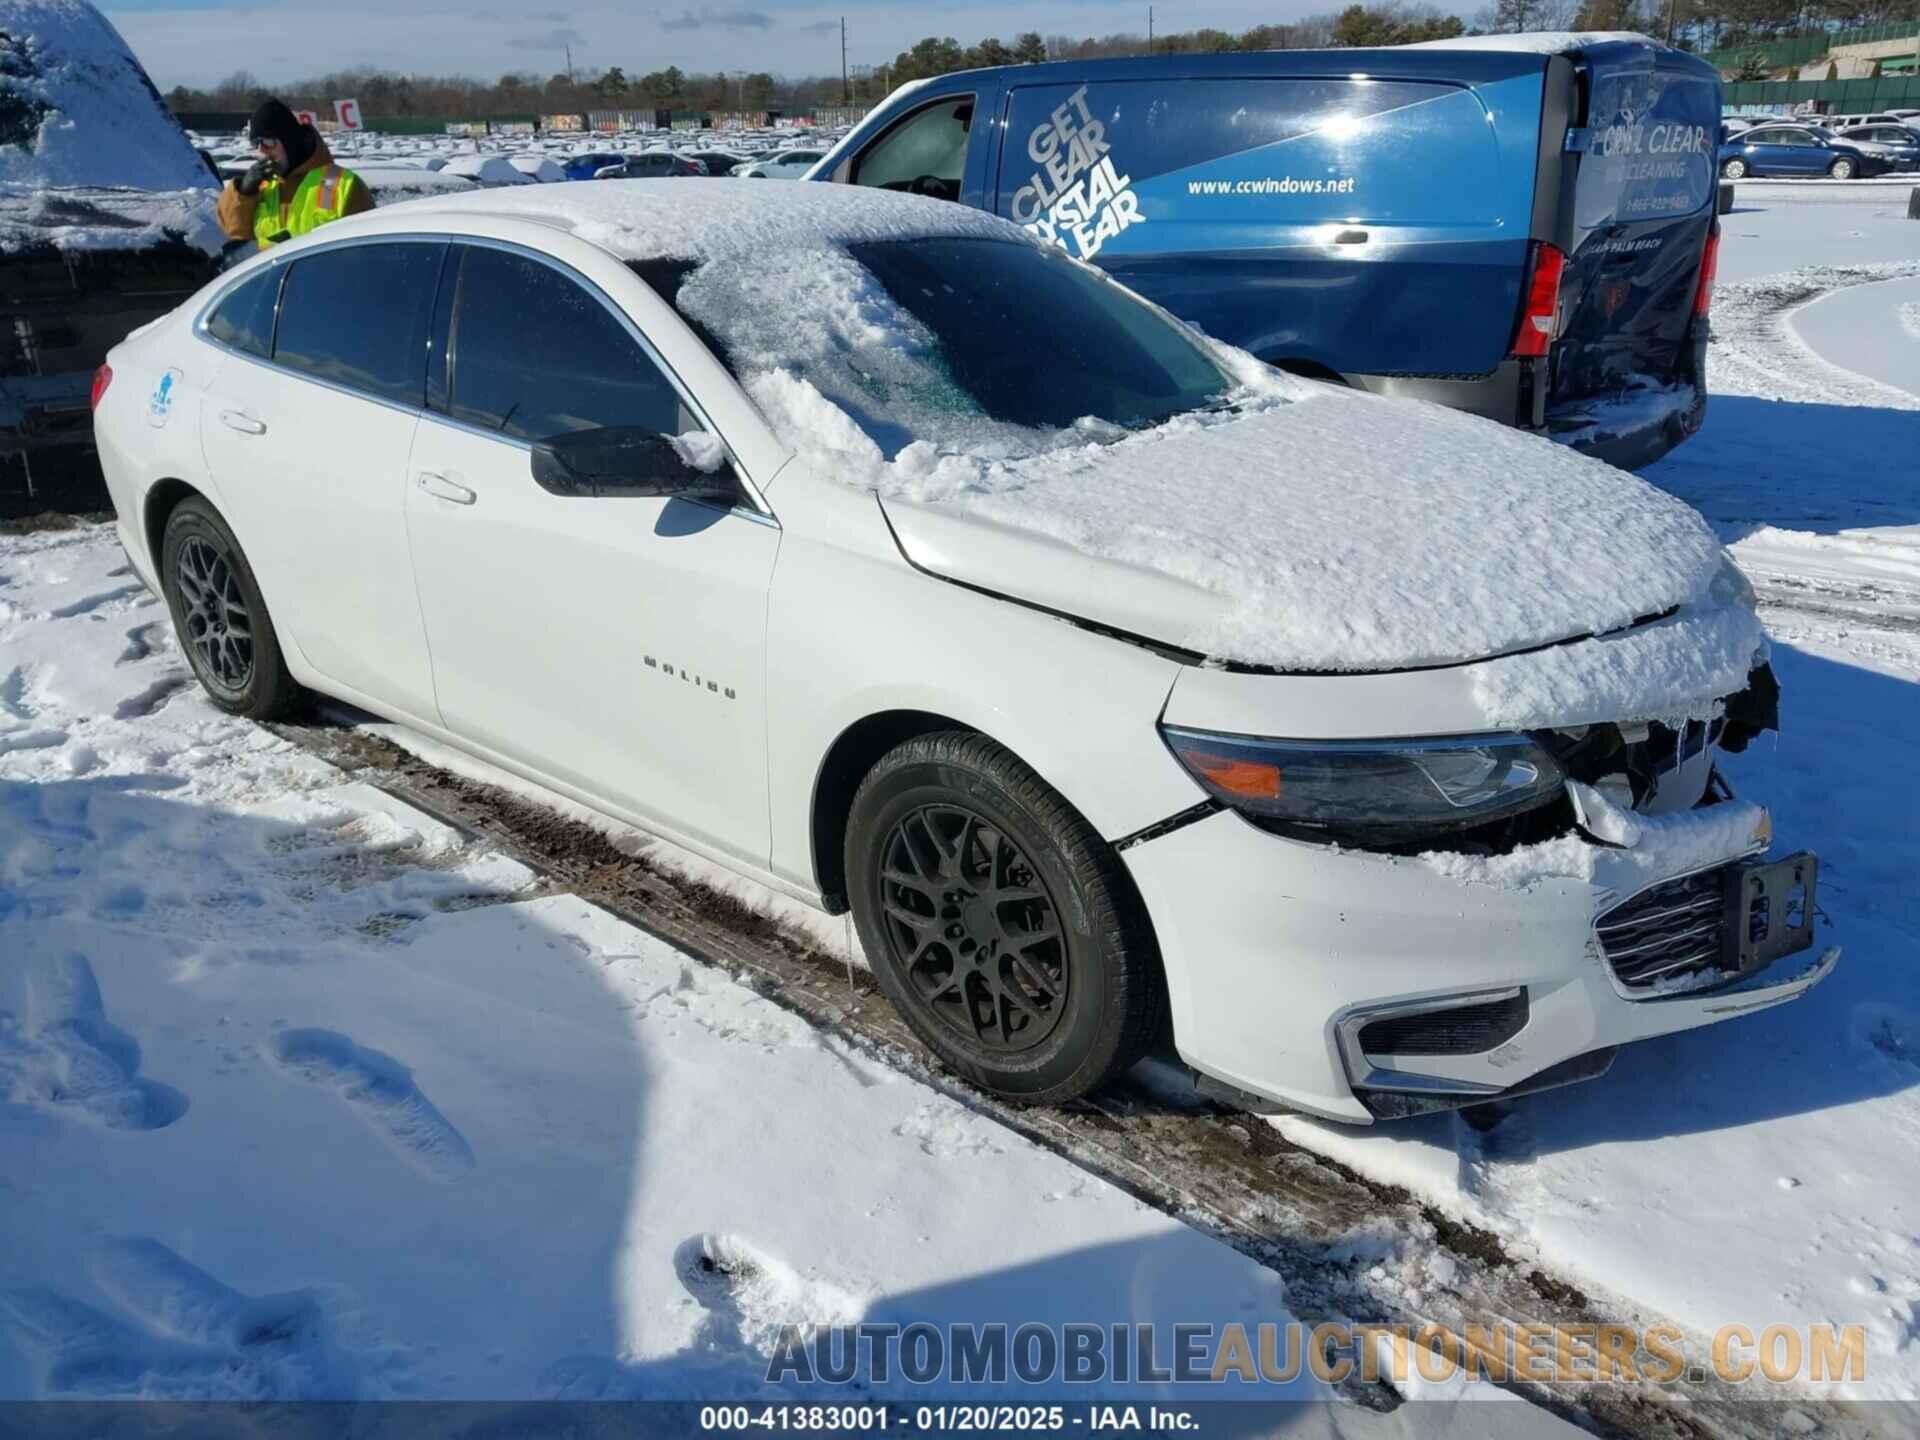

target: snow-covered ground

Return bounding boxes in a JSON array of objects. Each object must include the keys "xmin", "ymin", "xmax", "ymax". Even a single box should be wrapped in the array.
[
  {"xmin": 2, "ymin": 178, "xmax": 1916, "ymax": 1425},
  {"xmin": 0, "ymin": 540, "xmax": 1552, "ymax": 1432},
  {"xmin": 1276, "ymin": 184, "xmax": 1920, "ymax": 1404}
]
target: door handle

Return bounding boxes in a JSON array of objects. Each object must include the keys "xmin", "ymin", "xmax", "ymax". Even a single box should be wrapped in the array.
[
  {"xmin": 219, "ymin": 410, "xmax": 267, "ymax": 436},
  {"xmin": 417, "ymin": 471, "xmax": 477, "ymax": 506}
]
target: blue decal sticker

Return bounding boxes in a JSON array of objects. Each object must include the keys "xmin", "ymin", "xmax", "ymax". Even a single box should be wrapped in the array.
[{"xmin": 147, "ymin": 369, "xmax": 182, "ymax": 427}]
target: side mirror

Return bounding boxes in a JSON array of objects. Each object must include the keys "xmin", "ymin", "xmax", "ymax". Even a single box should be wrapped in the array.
[{"xmin": 530, "ymin": 427, "xmax": 736, "ymax": 504}]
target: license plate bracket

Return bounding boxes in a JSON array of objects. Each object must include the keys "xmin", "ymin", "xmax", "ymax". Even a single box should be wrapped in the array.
[{"xmin": 1724, "ymin": 852, "xmax": 1817, "ymax": 974}]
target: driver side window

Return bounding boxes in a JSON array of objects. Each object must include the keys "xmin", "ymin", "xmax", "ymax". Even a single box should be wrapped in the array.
[
  {"xmin": 850, "ymin": 96, "xmax": 974, "ymax": 202},
  {"xmin": 446, "ymin": 244, "xmax": 696, "ymax": 445}
]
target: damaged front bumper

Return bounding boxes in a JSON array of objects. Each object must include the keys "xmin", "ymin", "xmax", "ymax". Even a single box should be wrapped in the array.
[{"xmin": 1122, "ymin": 791, "xmax": 1839, "ymax": 1124}]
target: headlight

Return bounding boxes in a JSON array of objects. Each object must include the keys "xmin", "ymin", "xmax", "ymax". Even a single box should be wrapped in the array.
[{"xmin": 1159, "ymin": 726, "xmax": 1567, "ymax": 848}]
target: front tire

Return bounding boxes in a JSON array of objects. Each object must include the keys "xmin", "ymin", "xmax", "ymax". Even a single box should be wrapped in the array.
[
  {"xmin": 1828, "ymin": 157, "xmax": 1856, "ymax": 179},
  {"xmin": 845, "ymin": 732, "xmax": 1164, "ymax": 1104},
  {"xmin": 1721, "ymin": 157, "xmax": 1748, "ymax": 179},
  {"xmin": 158, "ymin": 497, "xmax": 304, "ymax": 720}
]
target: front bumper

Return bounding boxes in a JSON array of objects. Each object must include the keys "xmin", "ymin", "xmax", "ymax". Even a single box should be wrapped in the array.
[{"xmin": 1122, "ymin": 804, "xmax": 1838, "ymax": 1124}]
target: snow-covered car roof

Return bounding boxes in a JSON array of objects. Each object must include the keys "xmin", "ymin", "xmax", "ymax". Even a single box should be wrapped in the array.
[
  {"xmin": 1, "ymin": 0, "xmax": 220, "ymax": 253},
  {"xmin": 394, "ymin": 180, "xmax": 1026, "ymax": 263},
  {"xmin": 1407, "ymin": 30, "xmax": 1654, "ymax": 54}
]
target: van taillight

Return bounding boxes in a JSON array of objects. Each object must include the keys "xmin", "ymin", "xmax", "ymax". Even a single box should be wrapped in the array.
[
  {"xmin": 1509, "ymin": 242, "xmax": 1566, "ymax": 359},
  {"xmin": 90, "ymin": 364, "xmax": 113, "ymax": 411},
  {"xmin": 1694, "ymin": 226, "xmax": 1721, "ymax": 318}
]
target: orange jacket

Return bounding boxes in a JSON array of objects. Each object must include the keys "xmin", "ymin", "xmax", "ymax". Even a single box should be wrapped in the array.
[{"xmin": 217, "ymin": 132, "xmax": 374, "ymax": 243}]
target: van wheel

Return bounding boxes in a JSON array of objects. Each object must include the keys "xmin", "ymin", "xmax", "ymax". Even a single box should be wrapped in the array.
[
  {"xmin": 1721, "ymin": 158, "xmax": 1748, "ymax": 179},
  {"xmin": 1828, "ymin": 157, "xmax": 1856, "ymax": 179},
  {"xmin": 159, "ymin": 497, "xmax": 304, "ymax": 720},
  {"xmin": 845, "ymin": 732, "xmax": 1164, "ymax": 1104}
]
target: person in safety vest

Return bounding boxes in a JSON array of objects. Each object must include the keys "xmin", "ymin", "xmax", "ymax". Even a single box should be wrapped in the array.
[{"xmin": 218, "ymin": 99, "xmax": 373, "ymax": 250}]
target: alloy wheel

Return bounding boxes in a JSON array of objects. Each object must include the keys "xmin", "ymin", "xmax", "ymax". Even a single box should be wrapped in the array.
[
  {"xmin": 174, "ymin": 535, "xmax": 254, "ymax": 691},
  {"xmin": 876, "ymin": 803, "xmax": 1069, "ymax": 1053}
]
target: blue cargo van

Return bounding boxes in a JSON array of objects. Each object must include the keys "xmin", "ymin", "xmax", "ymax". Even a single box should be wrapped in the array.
[{"xmin": 808, "ymin": 37, "xmax": 1723, "ymax": 469}]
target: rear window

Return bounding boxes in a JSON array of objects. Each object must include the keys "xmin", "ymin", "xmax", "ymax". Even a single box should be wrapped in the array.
[
  {"xmin": 273, "ymin": 242, "xmax": 442, "ymax": 406},
  {"xmin": 206, "ymin": 266, "xmax": 281, "ymax": 358},
  {"xmin": 1575, "ymin": 65, "xmax": 1718, "ymax": 228}
]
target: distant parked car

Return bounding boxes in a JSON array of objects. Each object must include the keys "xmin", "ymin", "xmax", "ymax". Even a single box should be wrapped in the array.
[
  {"xmin": 1718, "ymin": 125, "xmax": 1889, "ymax": 179},
  {"xmin": 733, "ymin": 147, "xmax": 828, "ymax": 179},
  {"xmin": 685, "ymin": 148, "xmax": 749, "ymax": 176},
  {"xmin": 1838, "ymin": 124, "xmax": 1920, "ymax": 171},
  {"xmin": 506, "ymin": 155, "xmax": 566, "ymax": 184},
  {"xmin": 563, "ymin": 150, "xmax": 630, "ymax": 182},
  {"xmin": 1719, "ymin": 116, "xmax": 1755, "ymax": 137},
  {"xmin": 599, "ymin": 152, "xmax": 705, "ymax": 179},
  {"xmin": 1823, "ymin": 111, "xmax": 1905, "ymax": 130},
  {"xmin": 354, "ymin": 166, "xmax": 481, "ymax": 206},
  {"xmin": 442, "ymin": 154, "xmax": 536, "ymax": 187}
]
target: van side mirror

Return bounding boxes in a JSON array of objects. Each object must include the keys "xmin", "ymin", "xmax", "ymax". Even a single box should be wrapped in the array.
[{"xmin": 530, "ymin": 427, "xmax": 736, "ymax": 503}]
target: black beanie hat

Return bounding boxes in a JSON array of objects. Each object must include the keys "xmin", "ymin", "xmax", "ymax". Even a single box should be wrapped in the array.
[
  {"xmin": 248, "ymin": 99, "xmax": 302, "ymax": 149},
  {"xmin": 249, "ymin": 98, "xmax": 318, "ymax": 170}
]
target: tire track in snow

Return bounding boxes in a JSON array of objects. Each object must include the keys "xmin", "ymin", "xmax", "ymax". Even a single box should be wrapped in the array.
[{"xmin": 272, "ymin": 716, "xmax": 1876, "ymax": 1440}]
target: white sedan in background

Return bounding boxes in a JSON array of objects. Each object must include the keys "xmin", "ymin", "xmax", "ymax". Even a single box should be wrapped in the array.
[
  {"xmin": 91, "ymin": 185, "xmax": 1835, "ymax": 1122},
  {"xmin": 440, "ymin": 153, "xmax": 535, "ymax": 187},
  {"xmin": 732, "ymin": 146, "xmax": 828, "ymax": 178}
]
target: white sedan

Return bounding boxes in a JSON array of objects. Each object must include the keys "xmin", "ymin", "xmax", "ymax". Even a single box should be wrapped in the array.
[
  {"xmin": 732, "ymin": 146, "xmax": 828, "ymax": 179},
  {"xmin": 92, "ymin": 184, "xmax": 1836, "ymax": 1122}
]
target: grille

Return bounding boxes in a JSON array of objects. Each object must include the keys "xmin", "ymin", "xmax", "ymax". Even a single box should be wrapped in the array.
[
  {"xmin": 1355, "ymin": 991, "xmax": 1530, "ymax": 1057},
  {"xmin": 1597, "ymin": 866, "xmax": 1730, "ymax": 989}
]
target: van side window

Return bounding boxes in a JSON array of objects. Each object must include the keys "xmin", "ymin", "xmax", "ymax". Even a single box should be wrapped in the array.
[
  {"xmin": 851, "ymin": 97, "xmax": 973, "ymax": 201},
  {"xmin": 205, "ymin": 266, "xmax": 282, "ymax": 358},
  {"xmin": 273, "ymin": 242, "xmax": 441, "ymax": 406},
  {"xmin": 445, "ymin": 244, "xmax": 696, "ymax": 446}
]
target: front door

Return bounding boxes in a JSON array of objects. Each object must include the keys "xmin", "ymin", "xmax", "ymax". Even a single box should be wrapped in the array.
[{"xmin": 402, "ymin": 242, "xmax": 780, "ymax": 864}]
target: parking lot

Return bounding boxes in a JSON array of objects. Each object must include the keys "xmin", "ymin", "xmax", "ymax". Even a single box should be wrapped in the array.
[
  {"xmin": 3, "ymin": 175, "xmax": 1918, "ymax": 1432},
  {"xmin": 10, "ymin": 3, "xmax": 1920, "ymax": 1429}
]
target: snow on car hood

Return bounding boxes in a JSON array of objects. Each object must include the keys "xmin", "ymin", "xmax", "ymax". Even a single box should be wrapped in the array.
[{"xmin": 868, "ymin": 380, "xmax": 1733, "ymax": 674}]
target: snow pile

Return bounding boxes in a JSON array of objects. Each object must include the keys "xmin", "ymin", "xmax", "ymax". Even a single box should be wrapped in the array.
[
  {"xmin": 0, "ymin": 0, "xmax": 212, "ymax": 193},
  {"xmin": 0, "ymin": 181, "xmax": 224, "ymax": 255}
]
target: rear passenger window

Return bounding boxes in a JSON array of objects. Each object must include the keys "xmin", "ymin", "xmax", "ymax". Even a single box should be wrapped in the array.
[
  {"xmin": 446, "ymin": 245, "xmax": 694, "ymax": 444},
  {"xmin": 205, "ymin": 266, "xmax": 281, "ymax": 357},
  {"xmin": 851, "ymin": 97, "xmax": 973, "ymax": 201},
  {"xmin": 274, "ymin": 242, "xmax": 441, "ymax": 406}
]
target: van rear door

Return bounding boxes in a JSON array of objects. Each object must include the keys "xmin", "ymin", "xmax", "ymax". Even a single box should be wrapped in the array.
[{"xmin": 1550, "ymin": 41, "xmax": 1719, "ymax": 423}]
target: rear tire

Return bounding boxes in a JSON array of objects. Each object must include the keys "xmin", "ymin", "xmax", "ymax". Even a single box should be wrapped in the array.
[
  {"xmin": 1828, "ymin": 157, "xmax": 1856, "ymax": 179},
  {"xmin": 1720, "ymin": 158, "xmax": 1748, "ymax": 179},
  {"xmin": 845, "ymin": 731, "xmax": 1164, "ymax": 1104},
  {"xmin": 158, "ymin": 497, "xmax": 304, "ymax": 720}
]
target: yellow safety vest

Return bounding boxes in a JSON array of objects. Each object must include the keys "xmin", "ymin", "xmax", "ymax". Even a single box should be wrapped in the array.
[{"xmin": 253, "ymin": 164, "xmax": 359, "ymax": 249}]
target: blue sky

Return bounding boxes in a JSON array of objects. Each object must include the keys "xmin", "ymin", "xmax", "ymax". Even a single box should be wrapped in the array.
[{"xmin": 108, "ymin": 1, "xmax": 1336, "ymax": 90}]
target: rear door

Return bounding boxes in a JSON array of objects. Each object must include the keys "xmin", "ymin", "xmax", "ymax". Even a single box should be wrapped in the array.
[
  {"xmin": 196, "ymin": 240, "xmax": 443, "ymax": 719},
  {"xmin": 988, "ymin": 73, "xmax": 1543, "ymax": 376},
  {"xmin": 1551, "ymin": 42, "xmax": 1719, "ymax": 408}
]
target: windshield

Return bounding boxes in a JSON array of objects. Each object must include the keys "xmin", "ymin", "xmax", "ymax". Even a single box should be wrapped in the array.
[{"xmin": 635, "ymin": 236, "xmax": 1230, "ymax": 461}]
